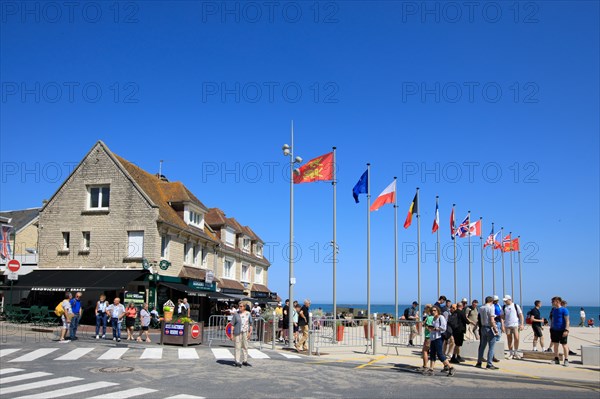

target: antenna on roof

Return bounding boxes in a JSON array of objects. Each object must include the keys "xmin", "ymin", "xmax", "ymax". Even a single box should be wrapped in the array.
[{"xmin": 159, "ymin": 160, "xmax": 164, "ymax": 177}]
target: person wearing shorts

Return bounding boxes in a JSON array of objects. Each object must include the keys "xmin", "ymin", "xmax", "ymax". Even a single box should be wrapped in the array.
[
  {"xmin": 502, "ymin": 295, "xmax": 524, "ymax": 359},
  {"xmin": 550, "ymin": 296, "xmax": 570, "ymax": 366},
  {"xmin": 59, "ymin": 292, "xmax": 73, "ymax": 343},
  {"xmin": 529, "ymin": 300, "xmax": 545, "ymax": 351},
  {"xmin": 421, "ymin": 305, "xmax": 434, "ymax": 370},
  {"xmin": 137, "ymin": 303, "xmax": 151, "ymax": 342}
]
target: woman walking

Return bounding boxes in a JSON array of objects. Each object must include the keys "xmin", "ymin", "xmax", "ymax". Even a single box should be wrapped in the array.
[
  {"xmin": 95, "ymin": 294, "xmax": 109, "ymax": 339},
  {"xmin": 423, "ymin": 307, "xmax": 455, "ymax": 377},
  {"xmin": 125, "ymin": 302, "xmax": 137, "ymax": 340},
  {"xmin": 137, "ymin": 303, "xmax": 151, "ymax": 342}
]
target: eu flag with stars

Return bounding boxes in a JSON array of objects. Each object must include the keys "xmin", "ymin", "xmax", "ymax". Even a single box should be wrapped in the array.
[{"xmin": 352, "ymin": 169, "xmax": 368, "ymax": 203}]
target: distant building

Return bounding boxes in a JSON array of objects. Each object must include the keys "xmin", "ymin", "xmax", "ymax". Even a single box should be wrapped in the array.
[
  {"xmin": 4, "ymin": 141, "xmax": 274, "ymax": 322},
  {"xmin": 0, "ymin": 208, "xmax": 40, "ymax": 268}
]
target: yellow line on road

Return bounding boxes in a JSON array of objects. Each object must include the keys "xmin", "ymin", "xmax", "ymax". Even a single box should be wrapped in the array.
[{"xmin": 356, "ymin": 356, "xmax": 387, "ymax": 369}]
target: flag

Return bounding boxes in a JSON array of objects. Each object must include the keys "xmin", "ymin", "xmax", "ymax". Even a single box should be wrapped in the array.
[
  {"xmin": 0, "ymin": 224, "xmax": 12, "ymax": 260},
  {"xmin": 293, "ymin": 152, "xmax": 334, "ymax": 184},
  {"xmin": 511, "ymin": 237, "xmax": 520, "ymax": 251},
  {"xmin": 370, "ymin": 180, "xmax": 396, "ymax": 211},
  {"xmin": 450, "ymin": 207, "xmax": 455, "ymax": 239},
  {"xmin": 431, "ymin": 199, "xmax": 439, "ymax": 233},
  {"xmin": 455, "ymin": 214, "xmax": 470, "ymax": 238},
  {"xmin": 352, "ymin": 169, "xmax": 368, "ymax": 203},
  {"xmin": 484, "ymin": 230, "xmax": 500, "ymax": 248},
  {"xmin": 403, "ymin": 192, "xmax": 418, "ymax": 229},
  {"xmin": 466, "ymin": 220, "xmax": 481, "ymax": 236},
  {"xmin": 501, "ymin": 234, "xmax": 512, "ymax": 252}
]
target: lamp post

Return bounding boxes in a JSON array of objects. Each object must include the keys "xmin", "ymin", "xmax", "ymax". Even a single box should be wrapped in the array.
[{"xmin": 282, "ymin": 121, "xmax": 302, "ymax": 350}]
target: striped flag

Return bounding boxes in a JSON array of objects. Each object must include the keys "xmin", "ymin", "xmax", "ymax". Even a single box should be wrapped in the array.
[
  {"xmin": 432, "ymin": 198, "xmax": 439, "ymax": 233},
  {"xmin": 0, "ymin": 224, "xmax": 12, "ymax": 260},
  {"xmin": 370, "ymin": 180, "xmax": 396, "ymax": 211},
  {"xmin": 403, "ymin": 192, "xmax": 418, "ymax": 229}
]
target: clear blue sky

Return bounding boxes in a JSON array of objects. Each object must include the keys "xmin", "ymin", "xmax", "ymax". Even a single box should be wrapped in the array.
[{"xmin": 1, "ymin": 1, "xmax": 598, "ymax": 306}]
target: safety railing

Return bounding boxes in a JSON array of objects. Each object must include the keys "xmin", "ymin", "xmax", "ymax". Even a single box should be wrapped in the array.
[
  {"xmin": 379, "ymin": 320, "xmax": 423, "ymax": 352},
  {"xmin": 310, "ymin": 316, "xmax": 376, "ymax": 355},
  {"xmin": 205, "ymin": 315, "xmax": 266, "ymax": 349}
]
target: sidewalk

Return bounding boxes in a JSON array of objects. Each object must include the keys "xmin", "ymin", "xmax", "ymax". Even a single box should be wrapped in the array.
[{"xmin": 297, "ymin": 326, "xmax": 600, "ymax": 385}]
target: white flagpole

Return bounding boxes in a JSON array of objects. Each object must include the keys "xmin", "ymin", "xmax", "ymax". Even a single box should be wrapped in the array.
[
  {"xmin": 491, "ymin": 222, "xmax": 496, "ymax": 296},
  {"xmin": 332, "ymin": 147, "xmax": 337, "ymax": 341},
  {"xmin": 416, "ymin": 188, "xmax": 421, "ymax": 319},
  {"xmin": 501, "ymin": 227, "xmax": 505, "ymax": 298},
  {"xmin": 436, "ymin": 196, "xmax": 440, "ymax": 299},
  {"xmin": 453, "ymin": 204, "xmax": 457, "ymax": 303},
  {"xmin": 367, "ymin": 164, "xmax": 371, "ymax": 322},
  {"xmin": 394, "ymin": 177, "xmax": 398, "ymax": 321},
  {"xmin": 480, "ymin": 217, "xmax": 484, "ymax": 303},
  {"xmin": 518, "ymin": 236, "xmax": 522, "ymax": 305},
  {"xmin": 468, "ymin": 210, "xmax": 472, "ymax": 302},
  {"xmin": 510, "ymin": 231, "xmax": 514, "ymax": 299}
]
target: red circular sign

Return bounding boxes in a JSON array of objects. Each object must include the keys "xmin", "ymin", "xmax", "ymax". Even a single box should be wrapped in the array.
[
  {"xmin": 7, "ymin": 259, "xmax": 20, "ymax": 273},
  {"xmin": 191, "ymin": 324, "xmax": 200, "ymax": 339},
  {"xmin": 225, "ymin": 322, "xmax": 233, "ymax": 340}
]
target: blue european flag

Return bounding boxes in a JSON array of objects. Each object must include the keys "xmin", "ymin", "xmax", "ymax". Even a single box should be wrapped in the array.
[{"xmin": 352, "ymin": 169, "xmax": 368, "ymax": 203}]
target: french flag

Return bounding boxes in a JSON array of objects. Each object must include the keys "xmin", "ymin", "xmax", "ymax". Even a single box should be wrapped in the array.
[
  {"xmin": 370, "ymin": 180, "xmax": 396, "ymax": 211},
  {"xmin": 432, "ymin": 199, "xmax": 439, "ymax": 233}
]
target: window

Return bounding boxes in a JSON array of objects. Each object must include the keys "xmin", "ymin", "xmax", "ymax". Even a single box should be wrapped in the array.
[
  {"xmin": 201, "ymin": 250, "xmax": 207, "ymax": 267},
  {"xmin": 255, "ymin": 266, "xmax": 263, "ymax": 284},
  {"xmin": 193, "ymin": 245, "xmax": 201, "ymax": 266},
  {"xmin": 88, "ymin": 185, "xmax": 110, "ymax": 209},
  {"xmin": 127, "ymin": 231, "xmax": 144, "ymax": 258},
  {"xmin": 161, "ymin": 235, "xmax": 170, "ymax": 259},
  {"xmin": 241, "ymin": 264, "xmax": 249, "ymax": 282},
  {"xmin": 62, "ymin": 232, "xmax": 70, "ymax": 250},
  {"xmin": 224, "ymin": 258, "xmax": 235, "ymax": 279},
  {"xmin": 185, "ymin": 242, "xmax": 193, "ymax": 264},
  {"xmin": 224, "ymin": 229, "xmax": 235, "ymax": 247},
  {"xmin": 82, "ymin": 232, "xmax": 90, "ymax": 251},
  {"xmin": 256, "ymin": 244, "xmax": 263, "ymax": 258},
  {"xmin": 242, "ymin": 238, "xmax": 251, "ymax": 253}
]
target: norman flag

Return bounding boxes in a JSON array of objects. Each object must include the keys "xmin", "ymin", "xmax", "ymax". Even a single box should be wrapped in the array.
[
  {"xmin": 0, "ymin": 224, "xmax": 12, "ymax": 260},
  {"xmin": 293, "ymin": 152, "xmax": 334, "ymax": 184},
  {"xmin": 501, "ymin": 234, "xmax": 512, "ymax": 252},
  {"xmin": 432, "ymin": 199, "xmax": 439, "ymax": 233},
  {"xmin": 511, "ymin": 237, "xmax": 520, "ymax": 252}
]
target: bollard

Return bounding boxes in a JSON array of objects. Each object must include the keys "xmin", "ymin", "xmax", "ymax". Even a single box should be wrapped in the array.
[{"xmin": 272, "ymin": 311, "xmax": 276, "ymax": 351}]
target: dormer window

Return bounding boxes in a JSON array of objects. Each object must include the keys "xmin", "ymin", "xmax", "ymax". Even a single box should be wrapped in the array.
[
  {"xmin": 242, "ymin": 238, "xmax": 251, "ymax": 253},
  {"xmin": 224, "ymin": 228, "xmax": 235, "ymax": 247},
  {"xmin": 185, "ymin": 206, "xmax": 204, "ymax": 229},
  {"xmin": 256, "ymin": 244, "xmax": 263, "ymax": 258}
]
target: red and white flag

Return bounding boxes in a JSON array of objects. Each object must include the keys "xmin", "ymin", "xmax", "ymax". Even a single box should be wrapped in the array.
[
  {"xmin": 432, "ymin": 198, "xmax": 439, "ymax": 233},
  {"xmin": 466, "ymin": 220, "xmax": 482, "ymax": 236},
  {"xmin": 370, "ymin": 180, "xmax": 396, "ymax": 211},
  {"xmin": 0, "ymin": 224, "xmax": 12, "ymax": 260},
  {"xmin": 450, "ymin": 207, "xmax": 455, "ymax": 239}
]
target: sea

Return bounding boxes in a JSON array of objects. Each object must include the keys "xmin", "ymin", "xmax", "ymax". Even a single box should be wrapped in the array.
[{"xmin": 311, "ymin": 303, "xmax": 600, "ymax": 320}]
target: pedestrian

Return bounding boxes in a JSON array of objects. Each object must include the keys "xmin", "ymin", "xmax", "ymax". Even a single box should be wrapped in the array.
[
  {"xmin": 275, "ymin": 302, "xmax": 284, "ymax": 341},
  {"xmin": 422, "ymin": 306, "xmax": 455, "ymax": 376},
  {"xmin": 125, "ymin": 302, "xmax": 137, "ymax": 340},
  {"xmin": 252, "ymin": 302, "xmax": 262, "ymax": 317},
  {"xmin": 58, "ymin": 292, "xmax": 73, "ymax": 343},
  {"xmin": 183, "ymin": 298, "xmax": 190, "ymax": 317},
  {"xmin": 502, "ymin": 295, "xmax": 524, "ymax": 359},
  {"xmin": 450, "ymin": 301, "xmax": 468, "ymax": 364},
  {"xmin": 466, "ymin": 300, "xmax": 479, "ymax": 340},
  {"xmin": 176, "ymin": 299, "xmax": 185, "ymax": 316},
  {"xmin": 403, "ymin": 301, "xmax": 419, "ymax": 346},
  {"xmin": 528, "ymin": 300, "xmax": 545, "ymax": 351},
  {"xmin": 435, "ymin": 296, "xmax": 447, "ymax": 313},
  {"xmin": 137, "ymin": 303, "xmax": 151, "ymax": 342},
  {"xmin": 69, "ymin": 291, "xmax": 83, "ymax": 340},
  {"xmin": 231, "ymin": 301, "xmax": 253, "ymax": 368},
  {"xmin": 579, "ymin": 307, "xmax": 586, "ymax": 327},
  {"xmin": 95, "ymin": 294, "xmax": 109, "ymax": 339},
  {"xmin": 420, "ymin": 304, "xmax": 434, "ymax": 370},
  {"xmin": 292, "ymin": 303, "xmax": 300, "ymax": 346},
  {"xmin": 475, "ymin": 296, "xmax": 500, "ymax": 370},
  {"xmin": 492, "ymin": 295, "xmax": 503, "ymax": 362},
  {"xmin": 296, "ymin": 299, "xmax": 310, "ymax": 352},
  {"xmin": 107, "ymin": 297, "xmax": 125, "ymax": 342},
  {"xmin": 443, "ymin": 304, "xmax": 456, "ymax": 358},
  {"xmin": 550, "ymin": 296, "xmax": 570, "ymax": 366}
]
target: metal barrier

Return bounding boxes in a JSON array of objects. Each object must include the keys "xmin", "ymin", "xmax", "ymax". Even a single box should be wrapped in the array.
[
  {"xmin": 205, "ymin": 315, "xmax": 265, "ymax": 349},
  {"xmin": 379, "ymin": 320, "xmax": 423, "ymax": 354},
  {"xmin": 310, "ymin": 316, "xmax": 376, "ymax": 355}
]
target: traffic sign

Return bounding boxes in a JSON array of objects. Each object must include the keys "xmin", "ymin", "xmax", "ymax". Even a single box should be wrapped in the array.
[
  {"xmin": 191, "ymin": 324, "xmax": 200, "ymax": 339},
  {"xmin": 7, "ymin": 259, "xmax": 20, "ymax": 273},
  {"xmin": 8, "ymin": 272, "xmax": 18, "ymax": 280}
]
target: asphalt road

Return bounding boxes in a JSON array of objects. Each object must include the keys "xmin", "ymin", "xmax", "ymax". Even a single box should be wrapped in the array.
[{"xmin": 0, "ymin": 331, "xmax": 598, "ymax": 398}]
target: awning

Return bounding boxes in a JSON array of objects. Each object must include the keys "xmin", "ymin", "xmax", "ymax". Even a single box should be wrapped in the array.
[
  {"xmin": 159, "ymin": 283, "xmax": 234, "ymax": 302},
  {"xmin": 0, "ymin": 269, "xmax": 147, "ymax": 291}
]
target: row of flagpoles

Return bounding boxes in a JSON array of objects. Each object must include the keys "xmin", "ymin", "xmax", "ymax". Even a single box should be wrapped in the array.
[{"xmin": 291, "ymin": 145, "xmax": 524, "ymax": 322}]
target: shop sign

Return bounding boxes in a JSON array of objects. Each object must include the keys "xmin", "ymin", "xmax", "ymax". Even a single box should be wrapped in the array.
[
  {"xmin": 205, "ymin": 270, "xmax": 214, "ymax": 284},
  {"xmin": 252, "ymin": 291, "xmax": 269, "ymax": 298},
  {"xmin": 188, "ymin": 280, "xmax": 216, "ymax": 292},
  {"xmin": 125, "ymin": 292, "xmax": 145, "ymax": 305},
  {"xmin": 164, "ymin": 323, "xmax": 185, "ymax": 336}
]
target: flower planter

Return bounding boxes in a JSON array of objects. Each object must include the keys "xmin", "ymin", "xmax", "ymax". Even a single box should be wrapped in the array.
[
  {"xmin": 160, "ymin": 321, "xmax": 203, "ymax": 346},
  {"xmin": 336, "ymin": 325, "xmax": 344, "ymax": 341},
  {"xmin": 363, "ymin": 324, "xmax": 374, "ymax": 339}
]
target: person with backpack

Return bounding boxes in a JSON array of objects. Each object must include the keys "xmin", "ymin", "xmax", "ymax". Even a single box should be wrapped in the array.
[
  {"xmin": 57, "ymin": 292, "xmax": 73, "ymax": 343},
  {"xmin": 450, "ymin": 301, "xmax": 469, "ymax": 364},
  {"xmin": 502, "ymin": 295, "xmax": 524, "ymax": 359},
  {"xmin": 422, "ymin": 306, "xmax": 455, "ymax": 377},
  {"xmin": 95, "ymin": 294, "xmax": 109, "ymax": 340},
  {"xmin": 403, "ymin": 301, "xmax": 419, "ymax": 346}
]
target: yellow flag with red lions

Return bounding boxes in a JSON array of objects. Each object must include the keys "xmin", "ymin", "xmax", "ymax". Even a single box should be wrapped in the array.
[{"xmin": 293, "ymin": 152, "xmax": 334, "ymax": 184}]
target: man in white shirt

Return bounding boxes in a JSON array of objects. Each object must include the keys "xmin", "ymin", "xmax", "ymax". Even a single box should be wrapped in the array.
[
  {"xmin": 252, "ymin": 303, "xmax": 262, "ymax": 317},
  {"xmin": 107, "ymin": 298, "xmax": 125, "ymax": 342},
  {"xmin": 502, "ymin": 295, "xmax": 524, "ymax": 359}
]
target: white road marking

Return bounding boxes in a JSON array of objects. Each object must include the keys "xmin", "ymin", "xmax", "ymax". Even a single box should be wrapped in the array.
[
  {"xmin": 54, "ymin": 347, "xmax": 95, "ymax": 361},
  {"xmin": 87, "ymin": 387, "xmax": 158, "ymax": 398},
  {"xmin": 9, "ymin": 348, "xmax": 59, "ymax": 362},
  {"xmin": 0, "ymin": 348, "xmax": 21, "ymax": 358},
  {"xmin": 280, "ymin": 352, "xmax": 301, "ymax": 359},
  {"xmin": 0, "ymin": 372, "xmax": 52, "ymax": 385},
  {"xmin": 0, "ymin": 368, "xmax": 24, "ymax": 376},
  {"xmin": 248, "ymin": 349, "xmax": 270, "ymax": 359},
  {"xmin": 97, "ymin": 348, "xmax": 129, "ymax": 360},
  {"xmin": 164, "ymin": 395, "xmax": 206, "ymax": 399},
  {"xmin": 140, "ymin": 348, "xmax": 163, "ymax": 359},
  {"xmin": 210, "ymin": 348, "xmax": 234, "ymax": 359},
  {"xmin": 178, "ymin": 348, "xmax": 199, "ymax": 359},
  {"xmin": 1, "ymin": 376, "xmax": 82, "ymax": 395},
  {"xmin": 13, "ymin": 381, "xmax": 119, "ymax": 399}
]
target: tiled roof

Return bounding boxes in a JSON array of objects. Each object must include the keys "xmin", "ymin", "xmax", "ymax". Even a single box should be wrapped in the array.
[
  {"xmin": 114, "ymin": 154, "xmax": 215, "ymax": 243},
  {"xmin": 205, "ymin": 208, "xmax": 227, "ymax": 227},
  {"xmin": 242, "ymin": 225, "xmax": 263, "ymax": 243},
  {"xmin": 0, "ymin": 208, "xmax": 40, "ymax": 232},
  {"xmin": 226, "ymin": 218, "xmax": 244, "ymax": 234}
]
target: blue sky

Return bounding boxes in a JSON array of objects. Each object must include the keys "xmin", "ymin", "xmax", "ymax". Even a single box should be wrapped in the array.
[{"xmin": 1, "ymin": 1, "xmax": 598, "ymax": 306}]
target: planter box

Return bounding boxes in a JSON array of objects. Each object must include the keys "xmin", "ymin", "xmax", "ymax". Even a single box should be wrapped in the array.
[
  {"xmin": 336, "ymin": 325, "xmax": 344, "ymax": 341},
  {"xmin": 363, "ymin": 324, "xmax": 374, "ymax": 339},
  {"xmin": 390, "ymin": 323, "xmax": 400, "ymax": 336},
  {"xmin": 160, "ymin": 321, "xmax": 203, "ymax": 346}
]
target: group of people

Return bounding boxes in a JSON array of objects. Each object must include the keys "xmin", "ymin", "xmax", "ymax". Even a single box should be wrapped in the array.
[
  {"xmin": 416, "ymin": 294, "xmax": 574, "ymax": 376},
  {"xmin": 58, "ymin": 292, "xmax": 158, "ymax": 343}
]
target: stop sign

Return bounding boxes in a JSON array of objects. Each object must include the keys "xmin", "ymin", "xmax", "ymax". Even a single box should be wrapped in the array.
[
  {"xmin": 7, "ymin": 259, "xmax": 20, "ymax": 273},
  {"xmin": 191, "ymin": 324, "xmax": 200, "ymax": 339}
]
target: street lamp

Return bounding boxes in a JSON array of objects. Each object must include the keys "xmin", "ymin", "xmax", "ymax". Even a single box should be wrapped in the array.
[{"xmin": 282, "ymin": 121, "xmax": 302, "ymax": 350}]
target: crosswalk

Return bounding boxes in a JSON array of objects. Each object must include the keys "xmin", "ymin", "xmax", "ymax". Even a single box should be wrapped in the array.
[
  {"xmin": 1, "ymin": 346, "xmax": 302, "ymax": 363},
  {"xmin": 0, "ymin": 368, "xmax": 205, "ymax": 399}
]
